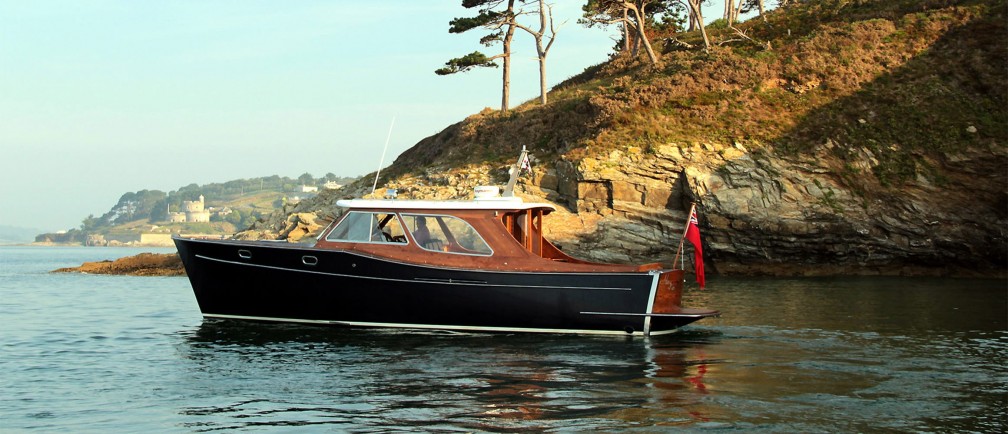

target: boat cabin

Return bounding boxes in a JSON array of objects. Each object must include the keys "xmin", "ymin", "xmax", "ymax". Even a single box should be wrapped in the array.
[{"xmin": 314, "ymin": 197, "xmax": 662, "ymax": 273}]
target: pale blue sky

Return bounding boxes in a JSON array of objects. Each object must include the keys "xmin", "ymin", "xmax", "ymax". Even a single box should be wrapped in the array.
[{"xmin": 0, "ymin": 1, "xmax": 736, "ymax": 231}]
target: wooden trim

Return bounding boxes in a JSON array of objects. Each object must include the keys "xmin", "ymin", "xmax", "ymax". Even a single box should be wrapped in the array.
[{"xmin": 310, "ymin": 207, "xmax": 672, "ymax": 274}]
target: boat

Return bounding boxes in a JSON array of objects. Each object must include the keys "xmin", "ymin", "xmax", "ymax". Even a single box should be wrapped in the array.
[{"xmin": 174, "ymin": 151, "xmax": 718, "ymax": 336}]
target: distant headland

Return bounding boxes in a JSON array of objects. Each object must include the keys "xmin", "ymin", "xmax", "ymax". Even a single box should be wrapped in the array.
[{"xmin": 33, "ymin": 174, "xmax": 357, "ymax": 248}]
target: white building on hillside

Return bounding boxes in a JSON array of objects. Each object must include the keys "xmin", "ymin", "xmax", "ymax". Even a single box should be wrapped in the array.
[{"xmin": 169, "ymin": 195, "xmax": 211, "ymax": 223}]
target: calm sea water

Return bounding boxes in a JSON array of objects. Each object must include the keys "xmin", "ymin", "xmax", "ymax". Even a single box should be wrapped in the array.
[{"xmin": 1, "ymin": 246, "xmax": 1005, "ymax": 432}]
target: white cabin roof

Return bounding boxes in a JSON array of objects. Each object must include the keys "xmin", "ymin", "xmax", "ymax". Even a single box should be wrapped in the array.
[{"xmin": 336, "ymin": 197, "xmax": 556, "ymax": 212}]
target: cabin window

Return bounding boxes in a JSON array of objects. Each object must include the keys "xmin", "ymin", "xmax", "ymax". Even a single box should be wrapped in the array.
[
  {"xmin": 326, "ymin": 212, "xmax": 407, "ymax": 244},
  {"xmin": 501, "ymin": 211, "xmax": 532, "ymax": 246},
  {"xmin": 501, "ymin": 209, "xmax": 546, "ymax": 256},
  {"xmin": 401, "ymin": 214, "xmax": 492, "ymax": 256}
]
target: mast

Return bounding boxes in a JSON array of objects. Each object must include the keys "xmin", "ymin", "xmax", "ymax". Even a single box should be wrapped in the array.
[{"xmin": 371, "ymin": 116, "xmax": 396, "ymax": 195}]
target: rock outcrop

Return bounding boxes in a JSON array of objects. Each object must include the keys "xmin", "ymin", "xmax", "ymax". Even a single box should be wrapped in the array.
[
  {"xmin": 538, "ymin": 142, "xmax": 1006, "ymax": 276},
  {"xmin": 235, "ymin": 212, "xmax": 327, "ymax": 244},
  {"xmin": 53, "ymin": 253, "xmax": 185, "ymax": 276}
]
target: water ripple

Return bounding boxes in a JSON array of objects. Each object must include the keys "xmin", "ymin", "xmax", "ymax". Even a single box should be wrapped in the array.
[{"xmin": 1, "ymin": 248, "xmax": 1005, "ymax": 432}]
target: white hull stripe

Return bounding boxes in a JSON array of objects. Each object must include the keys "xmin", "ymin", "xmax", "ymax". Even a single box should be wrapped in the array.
[
  {"xmin": 202, "ymin": 313, "xmax": 683, "ymax": 336},
  {"xmin": 194, "ymin": 254, "xmax": 634, "ymax": 292},
  {"xmin": 580, "ymin": 311, "xmax": 714, "ymax": 318}
]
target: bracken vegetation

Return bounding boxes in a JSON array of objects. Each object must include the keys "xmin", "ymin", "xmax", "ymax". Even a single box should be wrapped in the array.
[{"xmin": 388, "ymin": 0, "xmax": 1006, "ymax": 195}]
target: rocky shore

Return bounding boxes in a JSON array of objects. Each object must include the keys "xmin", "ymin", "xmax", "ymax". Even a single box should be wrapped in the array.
[{"xmin": 53, "ymin": 252, "xmax": 185, "ymax": 276}]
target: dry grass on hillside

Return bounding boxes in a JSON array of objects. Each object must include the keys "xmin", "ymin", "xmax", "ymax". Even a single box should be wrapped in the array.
[{"xmin": 387, "ymin": 0, "xmax": 1005, "ymax": 193}]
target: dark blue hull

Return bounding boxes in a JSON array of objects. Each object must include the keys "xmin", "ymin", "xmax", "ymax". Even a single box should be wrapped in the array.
[{"xmin": 174, "ymin": 237, "xmax": 714, "ymax": 335}]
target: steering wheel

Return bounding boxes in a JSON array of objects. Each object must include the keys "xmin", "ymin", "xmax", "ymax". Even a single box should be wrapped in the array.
[{"xmin": 391, "ymin": 235, "xmax": 407, "ymax": 243}]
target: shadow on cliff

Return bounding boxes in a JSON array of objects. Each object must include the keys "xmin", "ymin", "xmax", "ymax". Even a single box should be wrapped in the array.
[{"xmin": 704, "ymin": 2, "xmax": 1007, "ymax": 274}]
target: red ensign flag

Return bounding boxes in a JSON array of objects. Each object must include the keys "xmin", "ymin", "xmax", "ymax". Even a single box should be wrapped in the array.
[{"xmin": 685, "ymin": 208, "xmax": 705, "ymax": 288}]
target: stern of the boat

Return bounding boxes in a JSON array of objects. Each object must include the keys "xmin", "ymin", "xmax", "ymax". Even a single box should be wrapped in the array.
[
  {"xmin": 644, "ymin": 269, "xmax": 719, "ymax": 335},
  {"xmin": 651, "ymin": 269, "xmax": 684, "ymax": 313}
]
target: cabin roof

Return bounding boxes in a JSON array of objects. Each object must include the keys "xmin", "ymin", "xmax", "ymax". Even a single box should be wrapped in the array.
[{"xmin": 336, "ymin": 197, "xmax": 556, "ymax": 212}]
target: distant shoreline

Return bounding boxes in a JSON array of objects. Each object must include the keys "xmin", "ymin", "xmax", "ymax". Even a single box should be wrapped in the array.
[{"xmin": 29, "ymin": 242, "xmax": 178, "ymax": 248}]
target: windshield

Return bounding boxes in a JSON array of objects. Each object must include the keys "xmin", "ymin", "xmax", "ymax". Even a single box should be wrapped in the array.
[{"xmin": 326, "ymin": 212, "xmax": 406, "ymax": 244}]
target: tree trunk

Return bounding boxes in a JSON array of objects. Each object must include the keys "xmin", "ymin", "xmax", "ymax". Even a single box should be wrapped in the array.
[
  {"xmin": 689, "ymin": 0, "xmax": 710, "ymax": 50},
  {"xmin": 535, "ymin": 0, "xmax": 552, "ymax": 104},
  {"xmin": 538, "ymin": 0, "xmax": 547, "ymax": 104},
  {"xmin": 636, "ymin": 24, "xmax": 656, "ymax": 63},
  {"xmin": 501, "ymin": 23, "xmax": 514, "ymax": 111},
  {"xmin": 500, "ymin": 0, "xmax": 516, "ymax": 112},
  {"xmin": 514, "ymin": 0, "xmax": 556, "ymax": 105},
  {"xmin": 538, "ymin": 56, "xmax": 547, "ymax": 104},
  {"xmin": 622, "ymin": 9, "xmax": 631, "ymax": 52},
  {"xmin": 625, "ymin": 3, "xmax": 658, "ymax": 63},
  {"xmin": 726, "ymin": 0, "xmax": 743, "ymax": 26}
]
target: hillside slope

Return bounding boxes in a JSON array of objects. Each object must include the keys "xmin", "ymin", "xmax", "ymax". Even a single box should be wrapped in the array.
[{"xmin": 242, "ymin": 0, "xmax": 1006, "ymax": 276}]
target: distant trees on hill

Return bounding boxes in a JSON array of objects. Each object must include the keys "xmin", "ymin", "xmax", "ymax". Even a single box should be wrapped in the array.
[
  {"xmin": 100, "ymin": 190, "xmax": 167, "ymax": 225},
  {"xmin": 78, "ymin": 173, "xmax": 356, "ymax": 231}
]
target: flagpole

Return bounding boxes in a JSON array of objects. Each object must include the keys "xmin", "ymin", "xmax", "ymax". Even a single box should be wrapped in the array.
[{"xmin": 672, "ymin": 202, "xmax": 696, "ymax": 269}]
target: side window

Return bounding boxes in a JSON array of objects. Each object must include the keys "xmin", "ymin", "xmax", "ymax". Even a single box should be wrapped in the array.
[
  {"xmin": 378, "ymin": 213, "xmax": 407, "ymax": 243},
  {"xmin": 326, "ymin": 212, "xmax": 406, "ymax": 244},
  {"xmin": 401, "ymin": 214, "xmax": 492, "ymax": 255}
]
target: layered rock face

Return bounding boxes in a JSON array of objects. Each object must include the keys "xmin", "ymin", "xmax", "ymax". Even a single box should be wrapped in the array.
[{"xmin": 536, "ymin": 142, "xmax": 1006, "ymax": 276}]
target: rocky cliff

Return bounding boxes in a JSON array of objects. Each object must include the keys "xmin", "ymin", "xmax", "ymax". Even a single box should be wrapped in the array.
[{"xmin": 238, "ymin": 0, "xmax": 1006, "ymax": 277}]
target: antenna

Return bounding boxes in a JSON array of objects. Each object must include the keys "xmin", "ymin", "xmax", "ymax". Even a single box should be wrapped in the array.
[
  {"xmin": 502, "ymin": 145, "xmax": 529, "ymax": 197},
  {"xmin": 371, "ymin": 116, "xmax": 396, "ymax": 195}
]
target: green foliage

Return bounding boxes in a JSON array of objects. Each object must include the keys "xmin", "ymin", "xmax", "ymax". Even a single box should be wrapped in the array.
[
  {"xmin": 435, "ymin": 51, "xmax": 498, "ymax": 75},
  {"xmin": 298, "ymin": 172, "xmax": 315, "ymax": 186},
  {"xmin": 449, "ymin": 10, "xmax": 505, "ymax": 34},
  {"xmin": 706, "ymin": 18, "xmax": 729, "ymax": 30},
  {"xmin": 35, "ymin": 228, "xmax": 86, "ymax": 244},
  {"xmin": 224, "ymin": 209, "xmax": 244, "ymax": 227},
  {"xmin": 81, "ymin": 215, "xmax": 102, "ymax": 232},
  {"xmin": 99, "ymin": 190, "xmax": 167, "ymax": 225}
]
